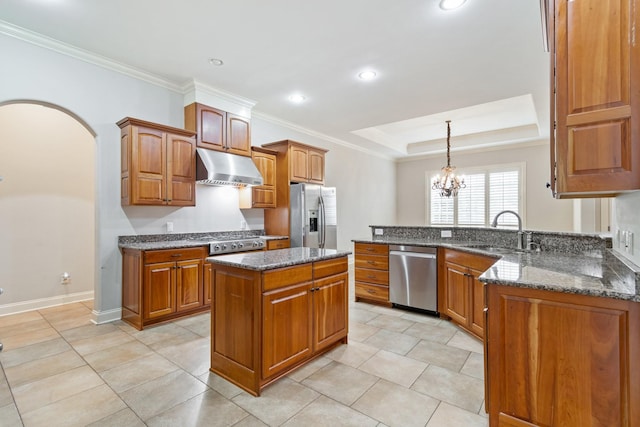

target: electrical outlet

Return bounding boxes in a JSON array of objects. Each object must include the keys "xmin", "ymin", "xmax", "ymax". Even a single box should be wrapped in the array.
[
  {"xmin": 61, "ymin": 272, "xmax": 71, "ymax": 285},
  {"xmin": 166, "ymin": 222, "xmax": 174, "ymax": 233},
  {"xmin": 627, "ymin": 231, "xmax": 634, "ymax": 254},
  {"xmin": 441, "ymin": 230, "xmax": 452, "ymax": 238},
  {"xmin": 374, "ymin": 228, "xmax": 384, "ymax": 236},
  {"xmin": 241, "ymin": 220, "xmax": 248, "ymax": 230}
]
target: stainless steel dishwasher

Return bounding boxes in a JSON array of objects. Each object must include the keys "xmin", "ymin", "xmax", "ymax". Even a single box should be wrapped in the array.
[{"xmin": 389, "ymin": 245, "xmax": 438, "ymax": 313}]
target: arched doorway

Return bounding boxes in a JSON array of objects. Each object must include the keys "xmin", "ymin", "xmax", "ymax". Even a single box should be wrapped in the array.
[{"xmin": 0, "ymin": 101, "xmax": 97, "ymax": 313}]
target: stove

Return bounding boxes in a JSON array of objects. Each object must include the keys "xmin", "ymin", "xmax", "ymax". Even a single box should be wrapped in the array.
[{"xmin": 208, "ymin": 238, "xmax": 265, "ymax": 255}]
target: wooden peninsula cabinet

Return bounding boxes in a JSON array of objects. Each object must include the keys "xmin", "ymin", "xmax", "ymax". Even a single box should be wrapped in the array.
[
  {"xmin": 550, "ymin": 0, "xmax": 640, "ymax": 197},
  {"xmin": 118, "ymin": 117, "xmax": 196, "ymax": 206},
  {"xmin": 184, "ymin": 102, "xmax": 251, "ymax": 156},
  {"xmin": 209, "ymin": 256, "xmax": 348, "ymax": 396},
  {"xmin": 439, "ymin": 249, "xmax": 497, "ymax": 339},
  {"xmin": 354, "ymin": 243, "xmax": 390, "ymax": 305},
  {"xmin": 485, "ymin": 284, "xmax": 640, "ymax": 427},
  {"xmin": 121, "ymin": 246, "xmax": 209, "ymax": 329}
]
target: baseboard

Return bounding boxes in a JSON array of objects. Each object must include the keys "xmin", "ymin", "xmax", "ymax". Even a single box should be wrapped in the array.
[
  {"xmin": 91, "ymin": 307, "xmax": 122, "ymax": 325},
  {"xmin": 0, "ymin": 291, "xmax": 94, "ymax": 317}
]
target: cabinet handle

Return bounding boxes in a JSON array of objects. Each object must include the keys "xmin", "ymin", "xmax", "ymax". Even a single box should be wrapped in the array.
[
  {"xmin": 367, "ymin": 261, "xmax": 376, "ymax": 265},
  {"xmin": 366, "ymin": 248, "xmax": 374, "ymax": 252},
  {"xmin": 367, "ymin": 275, "xmax": 376, "ymax": 279},
  {"xmin": 171, "ymin": 254, "xmax": 182, "ymax": 257},
  {"xmin": 366, "ymin": 289, "xmax": 375, "ymax": 294},
  {"xmin": 315, "ymin": 287, "xmax": 320, "ymax": 291}
]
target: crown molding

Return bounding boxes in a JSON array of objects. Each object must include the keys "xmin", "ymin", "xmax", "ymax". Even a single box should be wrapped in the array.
[
  {"xmin": 251, "ymin": 110, "xmax": 394, "ymax": 161},
  {"xmin": 181, "ymin": 80, "xmax": 257, "ymax": 110},
  {"xmin": 0, "ymin": 20, "xmax": 183, "ymax": 92}
]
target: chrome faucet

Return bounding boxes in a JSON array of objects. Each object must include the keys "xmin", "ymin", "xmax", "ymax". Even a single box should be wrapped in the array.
[{"xmin": 491, "ymin": 210, "xmax": 525, "ymax": 250}]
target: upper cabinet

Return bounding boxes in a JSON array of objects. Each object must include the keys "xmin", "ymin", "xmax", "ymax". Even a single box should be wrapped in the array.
[
  {"xmin": 262, "ymin": 140, "xmax": 327, "ymax": 185},
  {"xmin": 239, "ymin": 147, "xmax": 277, "ymax": 209},
  {"xmin": 550, "ymin": 0, "xmax": 640, "ymax": 198},
  {"xmin": 184, "ymin": 102, "xmax": 251, "ymax": 157},
  {"xmin": 118, "ymin": 117, "xmax": 196, "ymax": 206}
]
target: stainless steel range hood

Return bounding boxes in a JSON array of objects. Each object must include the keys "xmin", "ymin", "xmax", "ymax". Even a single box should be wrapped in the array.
[{"xmin": 196, "ymin": 148, "xmax": 263, "ymax": 187}]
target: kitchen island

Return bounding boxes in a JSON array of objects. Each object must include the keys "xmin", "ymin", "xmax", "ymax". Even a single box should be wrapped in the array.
[{"xmin": 206, "ymin": 247, "xmax": 351, "ymax": 396}]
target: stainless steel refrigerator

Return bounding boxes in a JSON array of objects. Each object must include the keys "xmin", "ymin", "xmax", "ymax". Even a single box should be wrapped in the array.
[{"xmin": 290, "ymin": 183, "xmax": 337, "ymax": 249}]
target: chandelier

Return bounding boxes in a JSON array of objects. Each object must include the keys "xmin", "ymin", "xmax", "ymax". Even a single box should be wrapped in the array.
[{"xmin": 432, "ymin": 120, "xmax": 465, "ymax": 197}]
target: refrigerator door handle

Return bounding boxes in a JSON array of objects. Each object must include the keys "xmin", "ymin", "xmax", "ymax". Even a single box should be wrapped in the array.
[{"xmin": 318, "ymin": 195, "xmax": 326, "ymax": 248}]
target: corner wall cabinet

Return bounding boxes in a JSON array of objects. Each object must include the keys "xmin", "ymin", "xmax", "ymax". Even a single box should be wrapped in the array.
[
  {"xmin": 118, "ymin": 117, "xmax": 196, "ymax": 206},
  {"xmin": 210, "ymin": 256, "xmax": 348, "ymax": 395},
  {"xmin": 354, "ymin": 243, "xmax": 390, "ymax": 305},
  {"xmin": 485, "ymin": 283, "xmax": 640, "ymax": 426},
  {"xmin": 550, "ymin": 0, "xmax": 640, "ymax": 197},
  {"xmin": 122, "ymin": 246, "xmax": 209, "ymax": 330},
  {"xmin": 239, "ymin": 147, "xmax": 277, "ymax": 209},
  {"xmin": 438, "ymin": 249, "xmax": 497, "ymax": 339},
  {"xmin": 184, "ymin": 102, "xmax": 251, "ymax": 157}
]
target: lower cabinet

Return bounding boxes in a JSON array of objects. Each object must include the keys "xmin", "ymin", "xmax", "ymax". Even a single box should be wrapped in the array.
[
  {"xmin": 265, "ymin": 239, "xmax": 290, "ymax": 250},
  {"xmin": 122, "ymin": 246, "xmax": 209, "ymax": 329},
  {"xmin": 485, "ymin": 284, "xmax": 640, "ymax": 427},
  {"xmin": 354, "ymin": 242, "xmax": 390, "ymax": 305},
  {"xmin": 439, "ymin": 249, "xmax": 497, "ymax": 339},
  {"xmin": 210, "ymin": 256, "xmax": 348, "ymax": 396}
]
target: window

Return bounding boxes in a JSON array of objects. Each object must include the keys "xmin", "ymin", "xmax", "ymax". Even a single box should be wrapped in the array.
[{"xmin": 426, "ymin": 163, "xmax": 525, "ymax": 227}]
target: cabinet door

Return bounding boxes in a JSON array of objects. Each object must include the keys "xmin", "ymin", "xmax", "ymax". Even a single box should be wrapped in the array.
[
  {"xmin": 203, "ymin": 262, "xmax": 212, "ymax": 305},
  {"xmin": 307, "ymin": 149, "xmax": 325, "ymax": 184},
  {"xmin": 469, "ymin": 267, "xmax": 485, "ymax": 338},
  {"xmin": 262, "ymin": 282, "xmax": 313, "ymax": 379},
  {"xmin": 443, "ymin": 262, "xmax": 469, "ymax": 326},
  {"xmin": 487, "ymin": 285, "xmax": 635, "ymax": 426},
  {"xmin": 289, "ymin": 146, "xmax": 308, "ymax": 182},
  {"xmin": 226, "ymin": 113, "xmax": 251, "ymax": 156},
  {"xmin": 143, "ymin": 261, "xmax": 175, "ymax": 319},
  {"xmin": 176, "ymin": 258, "xmax": 203, "ymax": 312},
  {"xmin": 132, "ymin": 126, "xmax": 166, "ymax": 205},
  {"xmin": 251, "ymin": 150, "xmax": 276, "ymax": 208},
  {"xmin": 196, "ymin": 104, "xmax": 226, "ymax": 151},
  {"xmin": 313, "ymin": 273, "xmax": 348, "ymax": 352},
  {"xmin": 166, "ymin": 133, "xmax": 196, "ymax": 206},
  {"xmin": 554, "ymin": 0, "xmax": 639, "ymax": 196}
]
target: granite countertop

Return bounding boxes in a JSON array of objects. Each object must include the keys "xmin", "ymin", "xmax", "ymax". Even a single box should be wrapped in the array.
[
  {"xmin": 206, "ymin": 247, "xmax": 352, "ymax": 271},
  {"xmin": 353, "ymin": 237, "xmax": 640, "ymax": 302},
  {"xmin": 119, "ymin": 234, "xmax": 289, "ymax": 251}
]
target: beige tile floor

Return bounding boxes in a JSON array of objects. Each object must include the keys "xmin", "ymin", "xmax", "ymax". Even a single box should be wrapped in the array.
[{"xmin": 0, "ymin": 297, "xmax": 489, "ymax": 426}]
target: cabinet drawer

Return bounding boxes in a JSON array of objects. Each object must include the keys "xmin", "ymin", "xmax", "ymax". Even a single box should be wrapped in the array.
[
  {"xmin": 355, "ymin": 243, "xmax": 389, "ymax": 256},
  {"xmin": 263, "ymin": 264, "xmax": 313, "ymax": 291},
  {"xmin": 355, "ymin": 267, "xmax": 389, "ymax": 285},
  {"xmin": 144, "ymin": 247, "xmax": 207, "ymax": 264},
  {"xmin": 444, "ymin": 249, "xmax": 497, "ymax": 271},
  {"xmin": 266, "ymin": 239, "xmax": 290, "ymax": 250},
  {"xmin": 355, "ymin": 254, "xmax": 388, "ymax": 271},
  {"xmin": 355, "ymin": 282, "xmax": 389, "ymax": 301},
  {"xmin": 314, "ymin": 256, "xmax": 348, "ymax": 279}
]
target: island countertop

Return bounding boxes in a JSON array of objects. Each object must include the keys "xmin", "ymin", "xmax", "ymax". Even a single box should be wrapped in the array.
[
  {"xmin": 206, "ymin": 247, "xmax": 352, "ymax": 271},
  {"xmin": 352, "ymin": 237, "xmax": 640, "ymax": 302}
]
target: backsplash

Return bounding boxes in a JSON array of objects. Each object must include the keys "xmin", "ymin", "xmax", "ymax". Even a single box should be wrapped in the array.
[
  {"xmin": 612, "ymin": 192, "xmax": 640, "ymax": 266},
  {"xmin": 118, "ymin": 229, "xmax": 266, "ymax": 245},
  {"xmin": 369, "ymin": 225, "xmax": 611, "ymax": 256}
]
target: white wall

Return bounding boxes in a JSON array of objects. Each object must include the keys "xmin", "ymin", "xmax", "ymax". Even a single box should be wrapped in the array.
[
  {"xmin": 0, "ymin": 104, "xmax": 95, "ymax": 309},
  {"xmin": 0, "ymin": 33, "xmax": 396, "ymax": 319},
  {"xmin": 396, "ymin": 143, "xmax": 575, "ymax": 231}
]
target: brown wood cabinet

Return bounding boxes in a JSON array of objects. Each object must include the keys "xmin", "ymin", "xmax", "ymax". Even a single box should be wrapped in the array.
[
  {"xmin": 438, "ymin": 249, "xmax": 497, "ymax": 339},
  {"xmin": 210, "ymin": 256, "xmax": 348, "ymax": 396},
  {"xmin": 485, "ymin": 284, "xmax": 640, "ymax": 427},
  {"xmin": 122, "ymin": 246, "xmax": 209, "ymax": 329},
  {"xmin": 239, "ymin": 147, "xmax": 277, "ymax": 209},
  {"xmin": 262, "ymin": 140, "xmax": 329, "ymax": 236},
  {"xmin": 184, "ymin": 102, "xmax": 251, "ymax": 156},
  {"xmin": 550, "ymin": 0, "xmax": 640, "ymax": 197},
  {"xmin": 354, "ymin": 243, "xmax": 390, "ymax": 305},
  {"xmin": 118, "ymin": 117, "xmax": 196, "ymax": 206}
]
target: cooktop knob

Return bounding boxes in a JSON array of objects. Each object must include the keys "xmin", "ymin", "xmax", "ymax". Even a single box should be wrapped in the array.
[
  {"xmin": 231, "ymin": 243, "xmax": 237, "ymax": 250},
  {"xmin": 238, "ymin": 242, "xmax": 244, "ymax": 248},
  {"xmin": 213, "ymin": 244, "xmax": 221, "ymax": 252},
  {"xmin": 222, "ymin": 244, "xmax": 227, "ymax": 250}
]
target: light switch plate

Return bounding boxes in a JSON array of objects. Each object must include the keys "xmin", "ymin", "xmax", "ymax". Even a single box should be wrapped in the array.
[
  {"xmin": 441, "ymin": 230, "xmax": 452, "ymax": 238},
  {"xmin": 374, "ymin": 228, "xmax": 384, "ymax": 236}
]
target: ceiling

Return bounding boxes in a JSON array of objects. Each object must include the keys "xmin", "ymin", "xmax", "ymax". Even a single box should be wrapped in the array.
[{"xmin": 0, "ymin": 0, "xmax": 550, "ymax": 159}]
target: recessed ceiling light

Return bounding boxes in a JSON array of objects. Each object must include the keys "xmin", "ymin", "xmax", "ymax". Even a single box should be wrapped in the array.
[
  {"xmin": 288, "ymin": 93, "xmax": 306, "ymax": 104},
  {"xmin": 439, "ymin": 0, "xmax": 467, "ymax": 10},
  {"xmin": 357, "ymin": 70, "xmax": 378, "ymax": 81},
  {"xmin": 208, "ymin": 58, "xmax": 224, "ymax": 66}
]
